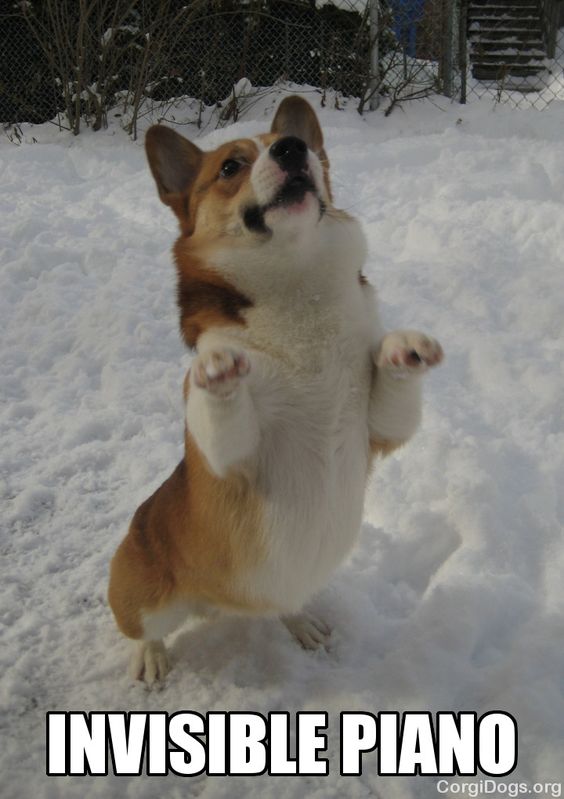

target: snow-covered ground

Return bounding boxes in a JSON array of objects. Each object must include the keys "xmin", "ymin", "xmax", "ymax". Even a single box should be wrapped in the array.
[{"xmin": 1, "ymin": 89, "xmax": 563, "ymax": 798}]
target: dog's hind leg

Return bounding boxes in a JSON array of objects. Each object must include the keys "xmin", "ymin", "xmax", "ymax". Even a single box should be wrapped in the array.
[
  {"xmin": 109, "ymin": 516, "xmax": 192, "ymax": 686},
  {"xmin": 128, "ymin": 601, "xmax": 197, "ymax": 685},
  {"xmin": 130, "ymin": 640, "xmax": 170, "ymax": 685}
]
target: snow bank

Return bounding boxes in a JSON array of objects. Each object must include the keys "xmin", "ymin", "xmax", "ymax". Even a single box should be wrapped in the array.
[{"xmin": 1, "ymin": 89, "xmax": 563, "ymax": 797}]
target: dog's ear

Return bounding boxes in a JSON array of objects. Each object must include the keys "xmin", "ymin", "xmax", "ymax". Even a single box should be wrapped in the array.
[
  {"xmin": 145, "ymin": 125, "xmax": 203, "ymax": 233},
  {"xmin": 271, "ymin": 96, "xmax": 324, "ymax": 153}
]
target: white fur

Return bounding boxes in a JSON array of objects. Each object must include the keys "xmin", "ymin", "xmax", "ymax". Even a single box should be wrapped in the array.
[
  {"xmin": 186, "ymin": 187, "xmax": 429, "ymax": 615},
  {"xmin": 187, "ymin": 350, "xmax": 260, "ymax": 478},
  {"xmin": 369, "ymin": 330, "xmax": 443, "ymax": 440},
  {"xmin": 137, "ymin": 601, "xmax": 219, "ymax": 682},
  {"xmin": 130, "ymin": 640, "xmax": 169, "ymax": 685},
  {"xmin": 369, "ymin": 369, "xmax": 423, "ymax": 441},
  {"xmin": 187, "ymin": 385, "xmax": 260, "ymax": 479},
  {"xmin": 251, "ymin": 136, "xmax": 267, "ymax": 153},
  {"xmin": 142, "ymin": 600, "xmax": 213, "ymax": 641}
]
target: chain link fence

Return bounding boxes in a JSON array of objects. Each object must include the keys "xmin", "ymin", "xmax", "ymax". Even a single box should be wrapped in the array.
[
  {"xmin": 0, "ymin": 0, "xmax": 373, "ymax": 135},
  {"xmin": 1, "ymin": 0, "xmax": 563, "ymax": 137}
]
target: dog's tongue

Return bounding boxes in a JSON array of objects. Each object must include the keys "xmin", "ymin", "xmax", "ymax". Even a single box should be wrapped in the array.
[{"xmin": 242, "ymin": 174, "xmax": 317, "ymax": 234}]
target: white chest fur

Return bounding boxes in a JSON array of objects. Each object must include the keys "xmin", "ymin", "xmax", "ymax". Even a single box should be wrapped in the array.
[
  {"xmin": 191, "ymin": 213, "xmax": 385, "ymax": 613},
  {"xmin": 242, "ymin": 289, "xmax": 378, "ymax": 611},
  {"xmin": 200, "ymin": 217, "xmax": 383, "ymax": 613}
]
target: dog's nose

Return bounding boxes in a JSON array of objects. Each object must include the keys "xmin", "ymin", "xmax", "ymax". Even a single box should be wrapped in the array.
[{"xmin": 269, "ymin": 136, "xmax": 308, "ymax": 173}]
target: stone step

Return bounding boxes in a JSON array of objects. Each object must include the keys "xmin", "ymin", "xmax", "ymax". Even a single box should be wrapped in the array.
[
  {"xmin": 470, "ymin": 0, "xmax": 540, "ymax": 6},
  {"xmin": 470, "ymin": 49, "xmax": 545, "ymax": 60},
  {"xmin": 469, "ymin": 15, "xmax": 542, "ymax": 24},
  {"xmin": 469, "ymin": 40, "xmax": 546, "ymax": 54},
  {"xmin": 472, "ymin": 63, "xmax": 546, "ymax": 78},
  {"xmin": 469, "ymin": 20, "xmax": 543, "ymax": 33},
  {"xmin": 469, "ymin": 15, "xmax": 542, "ymax": 29},
  {"xmin": 469, "ymin": 25, "xmax": 543, "ymax": 39},
  {"xmin": 479, "ymin": 77, "xmax": 545, "ymax": 90},
  {"xmin": 469, "ymin": 5, "xmax": 541, "ymax": 16}
]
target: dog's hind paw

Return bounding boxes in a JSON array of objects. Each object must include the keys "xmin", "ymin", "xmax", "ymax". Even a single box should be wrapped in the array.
[
  {"xmin": 129, "ymin": 640, "xmax": 170, "ymax": 686},
  {"xmin": 282, "ymin": 611, "xmax": 331, "ymax": 650}
]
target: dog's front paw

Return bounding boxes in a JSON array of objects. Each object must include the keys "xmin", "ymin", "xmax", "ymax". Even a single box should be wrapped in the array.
[
  {"xmin": 192, "ymin": 348, "xmax": 250, "ymax": 397},
  {"xmin": 376, "ymin": 330, "xmax": 443, "ymax": 377}
]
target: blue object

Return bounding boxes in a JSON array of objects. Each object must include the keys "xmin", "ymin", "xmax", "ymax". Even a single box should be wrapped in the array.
[{"xmin": 389, "ymin": 0, "xmax": 426, "ymax": 57}]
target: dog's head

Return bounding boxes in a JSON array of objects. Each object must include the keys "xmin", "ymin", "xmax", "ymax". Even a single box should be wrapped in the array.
[
  {"xmin": 146, "ymin": 96, "xmax": 334, "ymax": 242},
  {"xmin": 145, "ymin": 96, "xmax": 366, "ymax": 347}
]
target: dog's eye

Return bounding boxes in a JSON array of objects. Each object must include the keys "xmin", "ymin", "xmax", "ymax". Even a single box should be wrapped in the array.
[{"xmin": 220, "ymin": 159, "xmax": 241, "ymax": 179}]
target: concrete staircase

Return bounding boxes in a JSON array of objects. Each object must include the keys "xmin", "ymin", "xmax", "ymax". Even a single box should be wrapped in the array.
[{"xmin": 468, "ymin": 0, "xmax": 548, "ymax": 85}]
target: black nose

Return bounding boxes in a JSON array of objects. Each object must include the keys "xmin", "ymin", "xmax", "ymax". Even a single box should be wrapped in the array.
[{"xmin": 269, "ymin": 136, "xmax": 308, "ymax": 173}]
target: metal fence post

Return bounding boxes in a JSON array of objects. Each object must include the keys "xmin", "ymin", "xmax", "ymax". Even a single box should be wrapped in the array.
[
  {"xmin": 458, "ymin": 0, "xmax": 468, "ymax": 103},
  {"xmin": 442, "ymin": 0, "xmax": 455, "ymax": 98},
  {"xmin": 369, "ymin": 0, "xmax": 380, "ymax": 110},
  {"xmin": 284, "ymin": 21, "xmax": 290, "ymax": 78}
]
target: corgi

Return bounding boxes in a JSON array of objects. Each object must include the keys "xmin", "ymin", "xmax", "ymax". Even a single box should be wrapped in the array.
[{"xmin": 108, "ymin": 96, "xmax": 443, "ymax": 684}]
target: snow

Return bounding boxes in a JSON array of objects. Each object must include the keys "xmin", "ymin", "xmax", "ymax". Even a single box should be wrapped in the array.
[{"xmin": 1, "ymin": 89, "xmax": 564, "ymax": 797}]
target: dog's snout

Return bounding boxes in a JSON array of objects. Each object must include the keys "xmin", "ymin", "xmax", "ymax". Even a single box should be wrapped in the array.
[{"xmin": 269, "ymin": 136, "xmax": 308, "ymax": 173}]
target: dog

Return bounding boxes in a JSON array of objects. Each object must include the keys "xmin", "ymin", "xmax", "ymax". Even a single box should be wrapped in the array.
[{"xmin": 108, "ymin": 96, "xmax": 443, "ymax": 684}]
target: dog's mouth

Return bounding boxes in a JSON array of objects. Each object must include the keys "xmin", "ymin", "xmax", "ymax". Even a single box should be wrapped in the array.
[
  {"xmin": 243, "ymin": 174, "xmax": 325, "ymax": 235},
  {"xmin": 271, "ymin": 173, "xmax": 316, "ymax": 208}
]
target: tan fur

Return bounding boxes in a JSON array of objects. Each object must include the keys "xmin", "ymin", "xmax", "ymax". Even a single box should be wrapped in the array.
[
  {"xmin": 172, "ymin": 249, "xmax": 252, "ymax": 348},
  {"xmin": 108, "ymin": 422, "xmax": 268, "ymax": 640},
  {"xmin": 369, "ymin": 435, "xmax": 405, "ymax": 459}
]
